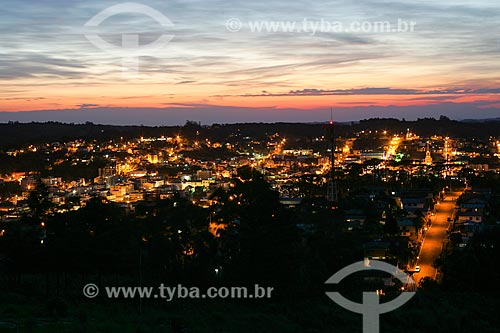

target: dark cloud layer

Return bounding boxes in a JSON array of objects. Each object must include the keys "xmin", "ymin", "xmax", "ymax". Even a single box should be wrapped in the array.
[
  {"xmin": 231, "ymin": 87, "xmax": 500, "ymax": 97},
  {"xmin": 1, "ymin": 101, "xmax": 499, "ymax": 125}
]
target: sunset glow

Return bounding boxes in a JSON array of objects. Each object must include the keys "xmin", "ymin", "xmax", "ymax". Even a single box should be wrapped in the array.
[{"xmin": 1, "ymin": 0, "xmax": 500, "ymax": 123}]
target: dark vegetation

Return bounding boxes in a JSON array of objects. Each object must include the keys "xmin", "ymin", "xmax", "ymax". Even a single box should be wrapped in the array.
[
  {"xmin": 0, "ymin": 166, "xmax": 499, "ymax": 332},
  {"xmin": 1, "ymin": 117, "xmax": 500, "ymax": 148}
]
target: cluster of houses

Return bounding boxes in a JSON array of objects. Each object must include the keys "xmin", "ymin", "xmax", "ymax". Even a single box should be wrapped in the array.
[{"xmin": 452, "ymin": 189, "xmax": 492, "ymax": 247}]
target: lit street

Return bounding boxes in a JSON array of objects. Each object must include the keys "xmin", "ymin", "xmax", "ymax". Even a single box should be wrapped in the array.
[{"xmin": 413, "ymin": 192, "xmax": 458, "ymax": 284}]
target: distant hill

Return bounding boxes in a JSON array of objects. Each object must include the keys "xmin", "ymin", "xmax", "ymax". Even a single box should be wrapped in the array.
[
  {"xmin": 0, "ymin": 122, "xmax": 181, "ymax": 147},
  {"xmin": 461, "ymin": 117, "xmax": 500, "ymax": 122},
  {"xmin": 0, "ymin": 118, "xmax": 499, "ymax": 148}
]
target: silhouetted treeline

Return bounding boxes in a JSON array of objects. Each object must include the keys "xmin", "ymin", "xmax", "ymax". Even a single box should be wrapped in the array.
[
  {"xmin": 1, "ymin": 117, "xmax": 500, "ymax": 148},
  {"xmin": 0, "ymin": 167, "xmax": 360, "ymax": 299},
  {"xmin": 1, "ymin": 167, "xmax": 500, "ymax": 332}
]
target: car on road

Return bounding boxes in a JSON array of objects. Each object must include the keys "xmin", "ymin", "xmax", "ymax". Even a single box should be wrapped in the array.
[
  {"xmin": 447, "ymin": 217, "xmax": 452, "ymax": 222},
  {"xmin": 415, "ymin": 265, "xmax": 420, "ymax": 272}
]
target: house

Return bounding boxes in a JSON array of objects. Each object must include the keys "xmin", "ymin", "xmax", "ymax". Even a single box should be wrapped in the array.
[
  {"xmin": 364, "ymin": 241, "xmax": 390, "ymax": 260},
  {"xmin": 399, "ymin": 189, "xmax": 433, "ymax": 214},
  {"xmin": 459, "ymin": 195, "xmax": 486, "ymax": 211},
  {"xmin": 279, "ymin": 197, "xmax": 302, "ymax": 208},
  {"xmin": 397, "ymin": 218, "xmax": 418, "ymax": 239},
  {"xmin": 345, "ymin": 209, "xmax": 366, "ymax": 227},
  {"xmin": 457, "ymin": 211, "xmax": 482, "ymax": 223},
  {"xmin": 0, "ymin": 202, "xmax": 15, "ymax": 213},
  {"xmin": 457, "ymin": 193, "xmax": 487, "ymax": 224}
]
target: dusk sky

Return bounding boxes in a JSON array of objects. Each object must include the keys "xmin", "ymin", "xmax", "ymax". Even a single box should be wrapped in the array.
[{"xmin": 1, "ymin": 0, "xmax": 500, "ymax": 124}]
